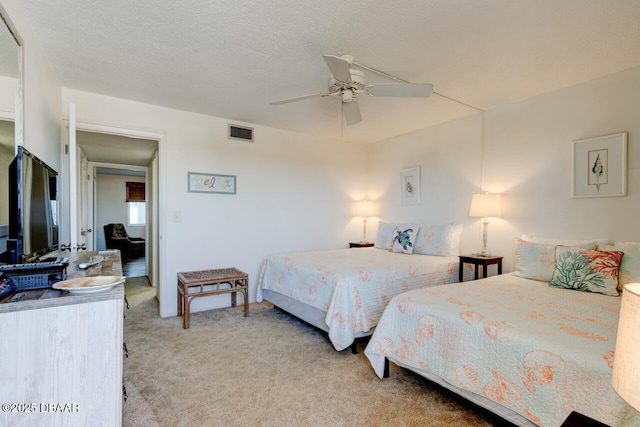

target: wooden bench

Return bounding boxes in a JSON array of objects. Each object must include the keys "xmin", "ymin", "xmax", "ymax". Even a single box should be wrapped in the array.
[{"xmin": 177, "ymin": 268, "xmax": 248, "ymax": 329}]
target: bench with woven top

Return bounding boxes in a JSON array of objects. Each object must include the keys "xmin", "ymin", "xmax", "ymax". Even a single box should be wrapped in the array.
[{"xmin": 177, "ymin": 267, "xmax": 248, "ymax": 329}]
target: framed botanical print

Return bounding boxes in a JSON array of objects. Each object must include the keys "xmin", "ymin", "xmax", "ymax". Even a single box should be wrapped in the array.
[
  {"xmin": 572, "ymin": 132, "xmax": 627, "ymax": 198},
  {"xmin": 400, "ymin": 167, "xmax": 421, "ymax": 205}
]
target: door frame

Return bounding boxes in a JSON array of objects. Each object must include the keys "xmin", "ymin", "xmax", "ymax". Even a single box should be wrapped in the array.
[
  {"xmin": 62, "ymin": 118, "xmax": 167, "ymax": 312},
  {"xmin": 88, "ymin": 160, "xmax": 149, "ymax": 261}
]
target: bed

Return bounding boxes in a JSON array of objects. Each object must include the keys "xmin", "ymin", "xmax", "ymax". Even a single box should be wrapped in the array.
[
  {"xmin": 364, "ymin": 238, "xmax": 640, "ymax": 426},
  {"xmin": 257, "ymin": 222, "xmax": 465, "ymax": 351}
]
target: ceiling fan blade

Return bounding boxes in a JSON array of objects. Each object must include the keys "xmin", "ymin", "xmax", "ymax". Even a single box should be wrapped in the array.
[
  {"xmin": 323, "ymin": 55, "xmax": 352, "ymax": 84},
  {"xmin": 343, "ymin": 101, "xmax": 362, "ymax": 126},
  {"xmin": 269, "ymin": 92, "xmax": 331, "ymax": 106},
  {"xmin": 366, "ymin": 83, "xmax": 433, "ymax": 98}
]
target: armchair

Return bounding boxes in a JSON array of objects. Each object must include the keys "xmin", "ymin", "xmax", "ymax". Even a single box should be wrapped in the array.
[{"xmin": 104, "ymin": 223, "xmax": 145, "ymax": 259}]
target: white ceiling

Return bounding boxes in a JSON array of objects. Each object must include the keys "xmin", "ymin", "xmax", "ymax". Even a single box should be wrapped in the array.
[
  {"xmin": 77, "ymin": 131, "xmax": 157, "ymax": 168},
  {"xmin": 17, "ymin": 0, "xmax": 640, "ymax": 146}
]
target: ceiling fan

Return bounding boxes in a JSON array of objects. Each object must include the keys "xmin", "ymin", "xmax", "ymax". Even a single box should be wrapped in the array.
[{"xmin": 269, "ymin": 54, "xmax": 433, "ymax": 126}]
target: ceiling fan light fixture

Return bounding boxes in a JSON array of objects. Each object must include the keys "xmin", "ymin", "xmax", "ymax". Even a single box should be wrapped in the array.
[
  {"xmin": 329, "ymin": 69, "xmax": 365, "ymax": 93},
  {"xmin": 270, "ymin": 53, "xmax": 434, "ymax": 129}
]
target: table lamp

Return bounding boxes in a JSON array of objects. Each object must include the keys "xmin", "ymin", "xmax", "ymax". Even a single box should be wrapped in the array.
[
  {"xmin": 468, "ymin": 192, "xmax": 502, "ymax": 256},
  {"xmin": 612, "ymin": 282, "xmax": 640, "ymax": 412},
  {"xmin": 356, "ymin": 200, "xmax": 374, "ymax": 243}
]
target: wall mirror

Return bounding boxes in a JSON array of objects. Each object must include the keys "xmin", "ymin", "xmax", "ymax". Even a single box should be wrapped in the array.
[{"xmin": 0, "ymin": 8, "xmax": 22, "ymax": 233}]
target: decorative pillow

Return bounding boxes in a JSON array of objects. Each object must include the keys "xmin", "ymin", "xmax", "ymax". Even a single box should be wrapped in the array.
[
  {"xmin": 522, "ymin": 234, "xmax": 609, "ymax": 249},
  {"xmin": 374, "ymin": 222, "xmax": 397, "ymax": 249},
  {"xmin": 512, "ymin": 239, "xmax": 557, "ymax": 282},
  {"xmin": 389, "ymin": 223, "xmax": 420, "ymax": 254},
  {"xmin": 549, "ymin": 246, "xmax": 624, "ymax": 296},
  {"xmin": 599, "ymin": 242, "xmax": 640, "ymax": 290},
  {"xmin": 414, "ymin": 223, "xmax": 463, "ymax": 256}
]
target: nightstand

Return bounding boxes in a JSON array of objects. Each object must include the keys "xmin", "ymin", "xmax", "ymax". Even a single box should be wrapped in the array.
[
  {"xmin": 458, "ymin": 254, "xmax": 503, "ymax": 281},
  {"xmin": 560, "ymin": 411, "xmax": 608, "ymax": 427},
  {"xmin": 349, "ymin": 242, "xmax": 374, "ymax": 248}
]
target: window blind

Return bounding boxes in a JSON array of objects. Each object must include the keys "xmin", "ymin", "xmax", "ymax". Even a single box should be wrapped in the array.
[{"xmin": 126, "ymin": 182, "xmax": 145, "ymax": 202}]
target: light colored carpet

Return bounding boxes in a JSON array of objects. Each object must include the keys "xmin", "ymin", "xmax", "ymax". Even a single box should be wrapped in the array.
[{"xmin": 122, "ymin": 277, "xmax": 510, "ymax": 426}]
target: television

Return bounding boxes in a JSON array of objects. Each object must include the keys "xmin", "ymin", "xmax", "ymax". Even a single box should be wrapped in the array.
[{"xmin": 5, "ymin": 146, "xmax": 59, "ymax": 263}]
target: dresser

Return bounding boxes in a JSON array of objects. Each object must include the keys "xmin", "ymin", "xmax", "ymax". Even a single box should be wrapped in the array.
[{"xmin": 0, "ymin": 251, "xmax": 124, "ymax": 427}]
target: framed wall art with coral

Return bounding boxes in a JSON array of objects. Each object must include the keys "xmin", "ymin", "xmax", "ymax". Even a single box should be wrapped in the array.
[
  {"xmin": 572, "ymin": 132, "xmax": 627, "ymax": 198},
  {"xmin": 188, "ymin": 172, "xmax": 236, "ymax": 194}
]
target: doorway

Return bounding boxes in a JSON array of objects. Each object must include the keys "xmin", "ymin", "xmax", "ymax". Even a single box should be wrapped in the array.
[
  {"xmin": 63, "ymin": 120, "xmax": 164, "ymax": 303},
  {"xmin": 91, "ymin": 163, "xmax": 148, "ymax": 278}
]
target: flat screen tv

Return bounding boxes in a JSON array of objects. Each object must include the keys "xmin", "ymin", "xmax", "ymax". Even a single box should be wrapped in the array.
[{"xmin": 6, "ymin": 146, "xmax": 59, "ymax": 263}]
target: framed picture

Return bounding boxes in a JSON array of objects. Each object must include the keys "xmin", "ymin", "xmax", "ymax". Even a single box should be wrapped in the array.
[
  {"xmin": 188, "ymin": 172, "xmax": 236, "ymax": 194},
  {"xmin": 400, "ymin": 167, "xmax": 421, "ymax": 205},
  {"xmin": 572, "ymin": 132, "xmax": 627, "ymax": 198}
]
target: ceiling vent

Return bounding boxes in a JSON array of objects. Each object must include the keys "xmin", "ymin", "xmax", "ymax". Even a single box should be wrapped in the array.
[{"xmin": 228, "ymin": 124, "xmax": 254, "ymax": 142}]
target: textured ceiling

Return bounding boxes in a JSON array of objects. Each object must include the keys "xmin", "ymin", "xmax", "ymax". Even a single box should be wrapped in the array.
[{"xmin": 16, "ymin": 0, "xmax": 640, "ymax": 145}]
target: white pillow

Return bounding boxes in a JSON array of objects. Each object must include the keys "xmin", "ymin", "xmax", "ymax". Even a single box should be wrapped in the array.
[
  {"xmin": 374, "ymin": 222, "xmax": 397, "ymax": 250},
  {"xmin": 414, "ymin": 223, "xmax": 463, "ymax": 256},
  {"xmin": 512, "ymin": 239, "xmax": 556, "ymax": 282},
  {"xmin": 521, "ymin": 234, "xmax": 609, "ymax": 248},
  {"xmin": 599, "ymin": 242, "xmax": 640, "ymax": 290}
]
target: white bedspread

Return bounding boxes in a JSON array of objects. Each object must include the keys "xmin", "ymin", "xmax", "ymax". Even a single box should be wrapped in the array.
[
  {"xmin": 365, "ymin": 273, "xmax": 640, "ymax": 427},
  {"xmin": 257, "ymin": 247, "xmax": 459, "ymax": 350}
]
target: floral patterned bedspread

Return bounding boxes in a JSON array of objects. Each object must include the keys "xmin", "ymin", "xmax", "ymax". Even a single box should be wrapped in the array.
[
  {"xmin": 364, "ymin": 273, "xmax": 640, "ymax": 427},
  {"xmin": 256, "ymin": 248, "xmax": 459, "ymax": 351}
]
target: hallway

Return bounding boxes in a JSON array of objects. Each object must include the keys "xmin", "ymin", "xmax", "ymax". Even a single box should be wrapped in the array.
[{"xmin": 122, "ymin": 257, "xmax": 146, "ymax": 278}]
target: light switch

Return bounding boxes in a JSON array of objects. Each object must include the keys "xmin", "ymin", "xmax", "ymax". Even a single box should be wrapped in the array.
[{"xmin": 173, "ymin": 211, "xmax": 181, "ymax": 222}]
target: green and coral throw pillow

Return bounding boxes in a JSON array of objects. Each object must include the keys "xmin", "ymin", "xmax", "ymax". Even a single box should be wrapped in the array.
[{"xmin": 549, "ymin": 246, "xmax": 624, "ymax": 296}]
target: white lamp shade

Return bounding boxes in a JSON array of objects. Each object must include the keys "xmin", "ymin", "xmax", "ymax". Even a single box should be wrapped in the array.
[
  {"xmin": 356, "ymin": 200, "xmax": 374, "ymax": 218},
  {"xmin": 469, "ymin": 193, "xmax": 503, "ymax": 218},
  {"xmin": 612, "ymin": 283, "xmax": 640, "ymax": 411}
]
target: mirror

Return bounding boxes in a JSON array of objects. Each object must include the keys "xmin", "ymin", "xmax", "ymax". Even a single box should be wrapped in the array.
[{"xmin": 0, "ymin": 8, "xmax": 22, "ymax": 231}]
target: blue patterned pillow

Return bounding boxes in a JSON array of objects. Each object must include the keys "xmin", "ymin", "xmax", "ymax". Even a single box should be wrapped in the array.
[
  {"xmin": 414, "ymin": 223, "xmax": 463, "ymax": 256},
  {"xmin": 390, "ymin": 224, "xmax": 420, "ymax": 254}
]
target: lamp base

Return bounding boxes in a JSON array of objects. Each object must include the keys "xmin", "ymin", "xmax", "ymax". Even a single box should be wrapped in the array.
[{"xmin": 474, "ymin": 252, "xmax": 494, "ymax": 258}]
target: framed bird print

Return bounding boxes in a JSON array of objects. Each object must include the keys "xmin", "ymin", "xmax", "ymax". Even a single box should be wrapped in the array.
[{"xmin": 572, "ymin": 132, "xmax": 627, "ymax": 198}]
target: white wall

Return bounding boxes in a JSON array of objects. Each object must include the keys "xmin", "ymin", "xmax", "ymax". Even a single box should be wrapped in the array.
[
  {"xmin": 368, "ymin": 112, "xmax": 483, "ymax": 255},
  {"xmin": 1, "ymin": 0, "xmax": 60, "ymax": 259},
  {"xmin": 62, "ymin": 88, "xmax": 368, "ymax": 316},
  {"xmin": 1, "ymin": 0, "xmax": 61, "ymax": 171},
  {"xmin": 95, "ymin": 173, "xmax": 146, "ymax": 250},
  {"xmin": 368, "ymin": 66, "xmax": 640, "ymax": 272},
  {"xmin": 7, "ymin": 0, "xmax": 640, "ymax": 318}
]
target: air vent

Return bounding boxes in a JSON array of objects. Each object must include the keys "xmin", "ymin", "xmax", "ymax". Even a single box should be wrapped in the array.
[{"xmin": 228, "ymin": 124, "xmax": 254, "ymax": 142}]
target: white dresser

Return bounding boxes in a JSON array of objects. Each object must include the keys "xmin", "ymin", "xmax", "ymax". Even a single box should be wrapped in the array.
[{"xmin": 0, "ymin": 251, "xmax": 124, "ymax": 427}]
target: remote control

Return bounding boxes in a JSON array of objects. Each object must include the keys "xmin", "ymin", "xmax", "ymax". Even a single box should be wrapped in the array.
[{"xmin": 78, "ymin": 255, "xmax": 104, "ymax": 269}]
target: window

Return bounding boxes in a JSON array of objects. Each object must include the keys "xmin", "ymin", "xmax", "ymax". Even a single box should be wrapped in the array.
[
  {"xmin": 126, "ymin": 182, "xmax": 146, "ymax": 226},
  {"xmin": 128, "ymin": 202, "xmax": 146, "ymax": 226}
]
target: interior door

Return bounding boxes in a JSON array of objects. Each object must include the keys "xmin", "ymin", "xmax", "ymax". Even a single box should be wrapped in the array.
[
  {"xmin": 86, "ymin": 164, "xmax": 96, "ymax": 250},
  {"xmin": 78, "ymin": 152, "xmax": 93, "ymax": 250},
  {"xmin": 67, "ymin": 103, "xmax": 81, "ymax": 252}
]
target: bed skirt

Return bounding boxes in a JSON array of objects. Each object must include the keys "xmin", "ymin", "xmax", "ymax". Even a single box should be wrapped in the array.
[{"xmin": 261, "ymin": 289, "xmax": 372, "ymax": 346}]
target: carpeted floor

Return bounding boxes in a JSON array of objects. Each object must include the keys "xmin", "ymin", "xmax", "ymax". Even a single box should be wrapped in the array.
[{"xmin": 122, "ymin": 277, "xmax": 512, "ymax": 426}]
